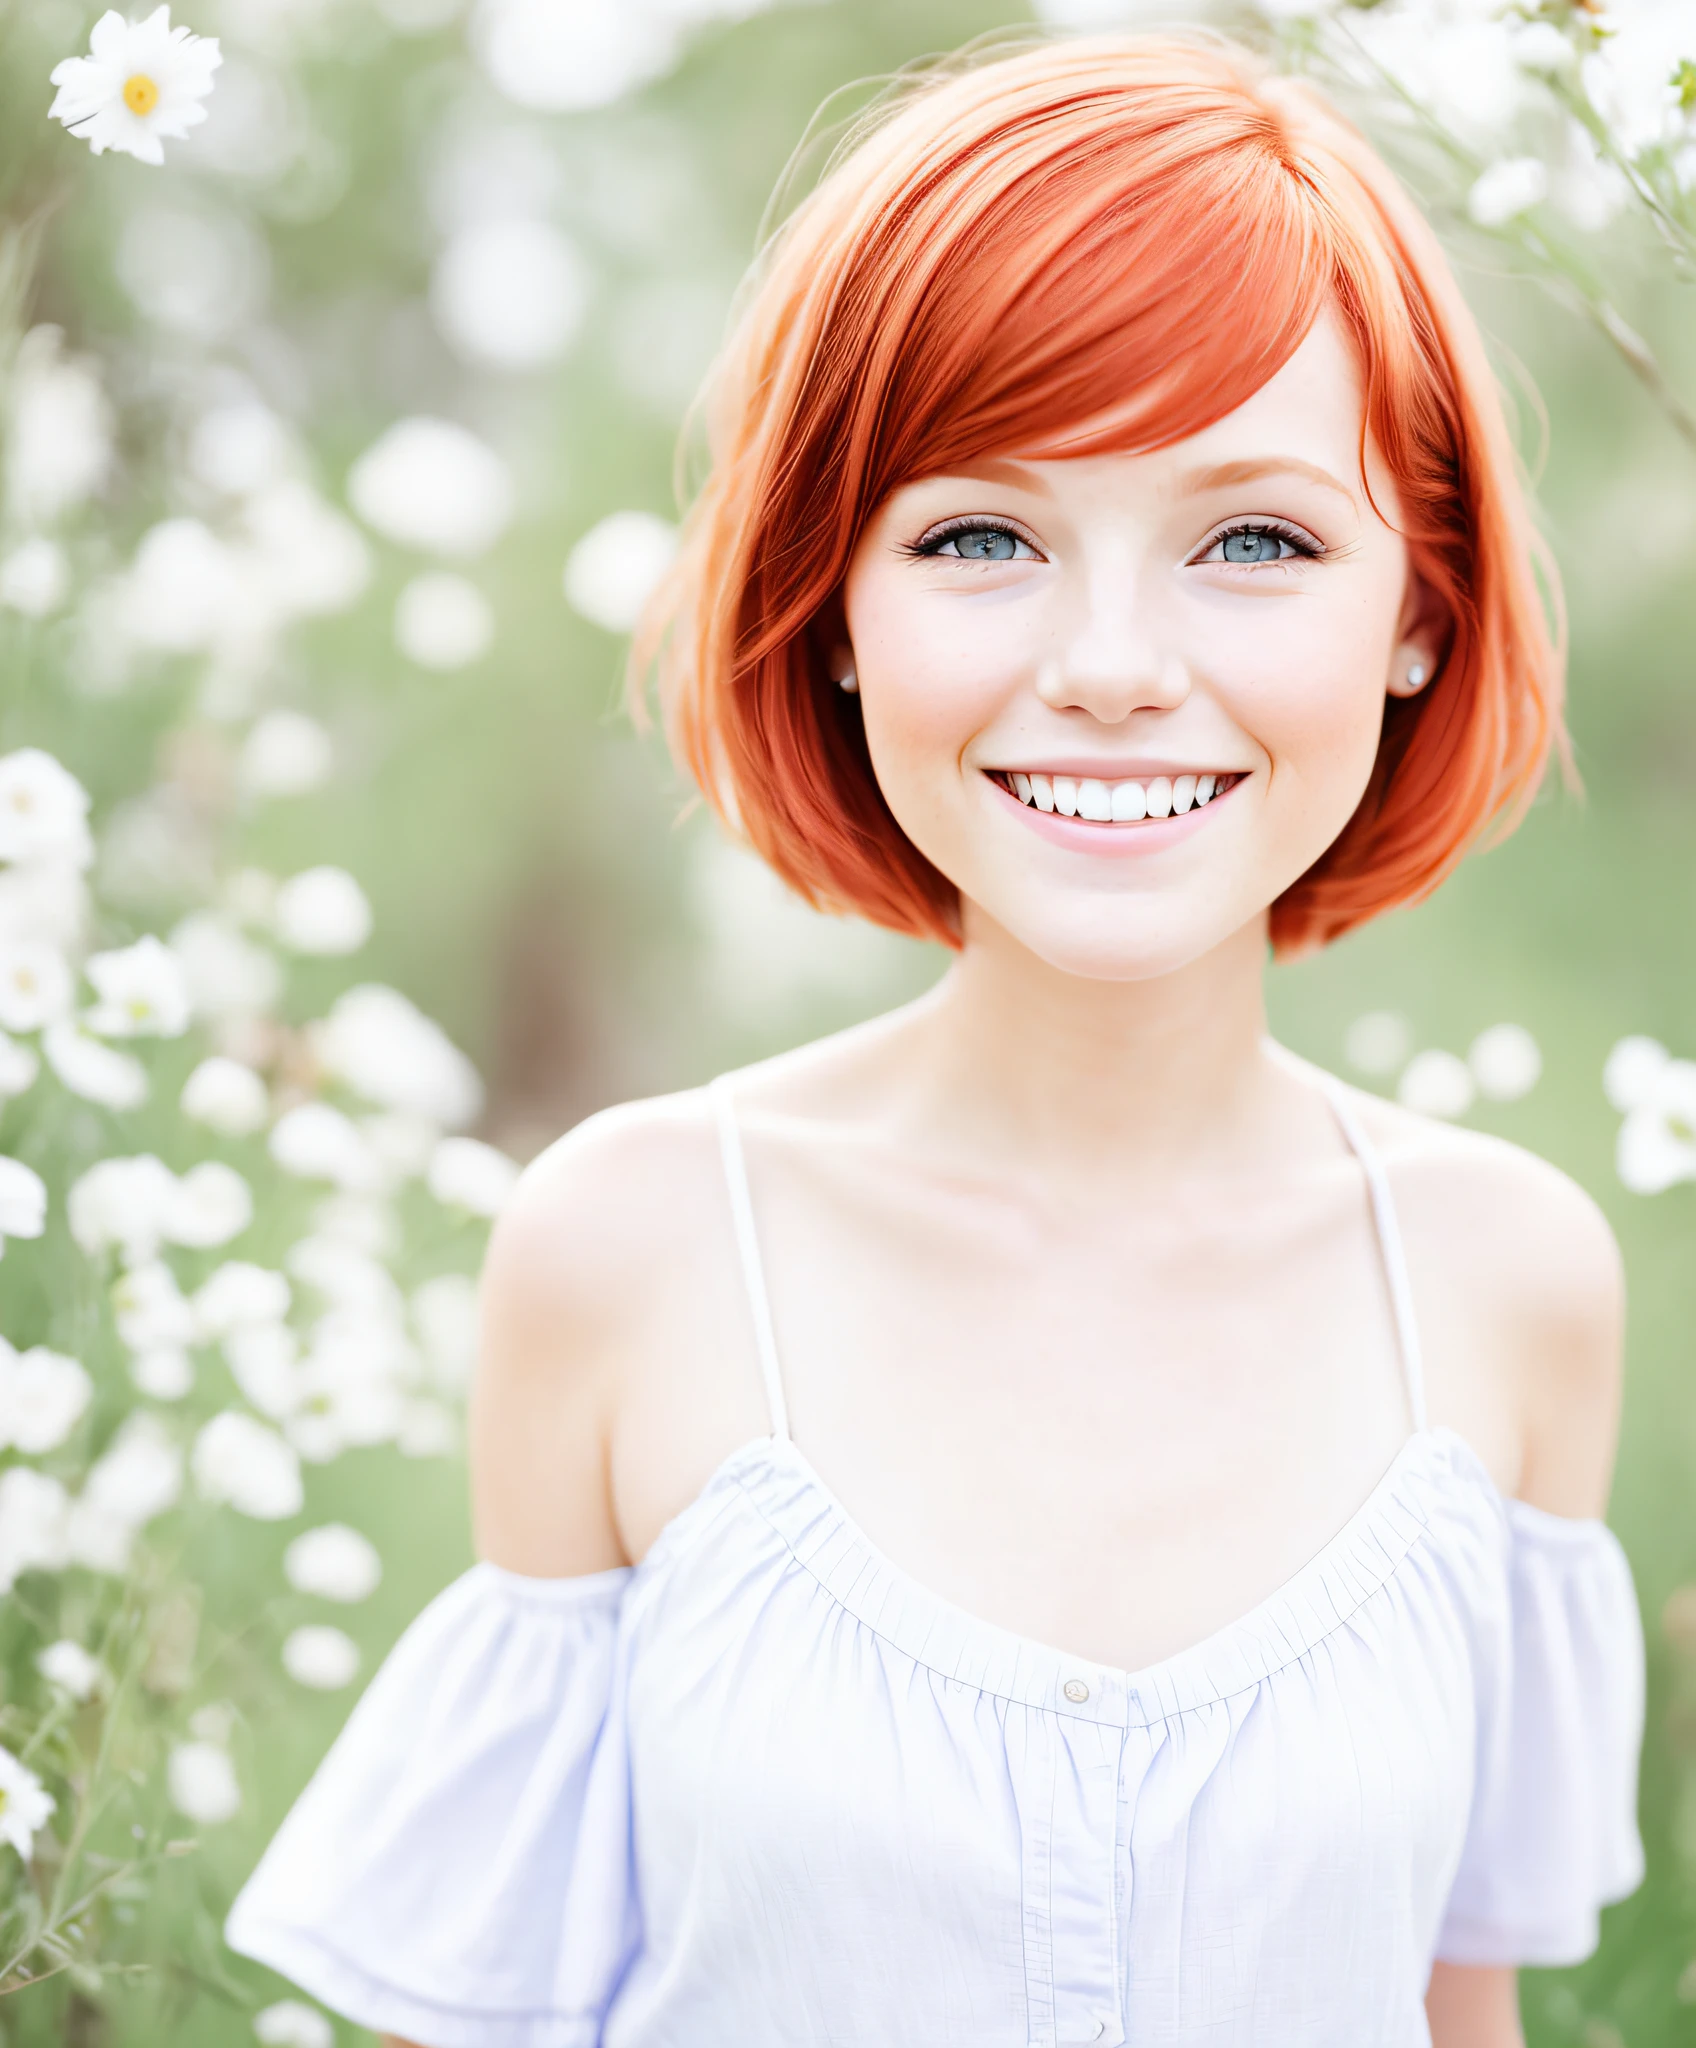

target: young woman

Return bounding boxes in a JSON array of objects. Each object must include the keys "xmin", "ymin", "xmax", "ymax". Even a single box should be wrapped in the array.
[{"xmin": 227, "ymin": 33, "xmax": 1645, "ymax": 2048}]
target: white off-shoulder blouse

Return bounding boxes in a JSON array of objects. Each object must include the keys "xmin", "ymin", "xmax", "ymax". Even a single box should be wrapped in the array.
[{"xmin": 226, "ymin": 1075, "xmax": 1646, "ymax": 2048}]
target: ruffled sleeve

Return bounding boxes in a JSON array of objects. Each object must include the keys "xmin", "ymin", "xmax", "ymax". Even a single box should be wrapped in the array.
[
  {"xmin": 225, "ymin": 1560, "xmax": 636, "ymax": 2048},
  {"xmin": 1436, "ymin": 1501, "xmax": 1646, "ymax": 1967}
]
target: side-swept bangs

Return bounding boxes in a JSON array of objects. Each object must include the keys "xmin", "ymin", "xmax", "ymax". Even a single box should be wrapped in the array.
[{"xmin": 638, "ymin": 34, "xmax": 1565, "ymax": 956}]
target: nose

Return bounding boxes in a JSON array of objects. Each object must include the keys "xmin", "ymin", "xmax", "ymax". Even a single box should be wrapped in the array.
[{"xmin": 1034, "ymin": 580, "xmax": 1190, "ymax": 725}]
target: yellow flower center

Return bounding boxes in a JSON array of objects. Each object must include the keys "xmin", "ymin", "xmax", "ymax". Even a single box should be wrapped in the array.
[{"xmin": 123, "ymin": 74, "xmax": 160, "ymax": 116}]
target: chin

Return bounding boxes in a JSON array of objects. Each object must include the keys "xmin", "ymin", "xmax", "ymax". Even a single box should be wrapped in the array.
[{"xmin": 971, "ymin": 891, "xmax": 1259, "ymax": 983}]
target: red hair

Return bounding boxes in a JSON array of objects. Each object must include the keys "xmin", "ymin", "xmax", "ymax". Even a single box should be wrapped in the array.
[{"xmin": 636, "ymin": 33, "xmax": 1565, "ymax": 955}]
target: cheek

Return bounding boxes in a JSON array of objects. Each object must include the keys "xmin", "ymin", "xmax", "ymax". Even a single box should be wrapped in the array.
[{"xmin": 846, "ymin": 579, "xmax": 1029, "ymax": 806}]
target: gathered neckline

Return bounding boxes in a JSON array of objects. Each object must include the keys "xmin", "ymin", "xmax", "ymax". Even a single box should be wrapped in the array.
[{"xmin": 618, "ymin": 1420, "xmax": 1623, "ymax": 1726}]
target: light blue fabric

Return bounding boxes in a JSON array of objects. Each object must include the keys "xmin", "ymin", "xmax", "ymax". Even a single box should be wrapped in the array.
[{"xmin": 226, "ymin": 1084, "xmax": 1646, "ymax": 2047}]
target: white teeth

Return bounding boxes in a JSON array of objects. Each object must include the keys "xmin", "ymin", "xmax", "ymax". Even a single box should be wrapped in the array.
[{"xmin": 1006, "ymin": 771, "xmax": 1230, "ymax": 820}]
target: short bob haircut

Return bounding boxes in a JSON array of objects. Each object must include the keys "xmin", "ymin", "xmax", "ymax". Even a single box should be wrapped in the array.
[{"xmin": 639, "ymin": 33, "xmax": 1564, "ymax": 957}]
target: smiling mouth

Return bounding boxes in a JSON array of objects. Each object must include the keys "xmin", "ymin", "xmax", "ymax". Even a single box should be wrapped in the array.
[{"xmin": 989, "ymin": 769, "xmax": 1245, "ymax": 822}]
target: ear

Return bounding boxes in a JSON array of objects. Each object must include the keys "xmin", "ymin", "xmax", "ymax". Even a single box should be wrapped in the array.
[{"xmin": 1386, "ymin": 563, "xmax": 1447, "ymax": 701}]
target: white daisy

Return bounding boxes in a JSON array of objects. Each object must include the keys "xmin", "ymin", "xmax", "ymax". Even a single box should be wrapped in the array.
[
  {"xmin": 0, "ymin": 1744, "xmax": 54, "ymax": 1861},
  {"xmin": 48, "ymin": 7, "xmax": 221, "ymax": 168}
]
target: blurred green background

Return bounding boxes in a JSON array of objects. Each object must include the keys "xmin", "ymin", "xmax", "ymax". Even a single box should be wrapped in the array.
[{"xmin": 3, "ymin": 0, "xmax": 1695, "ymax": 2041}]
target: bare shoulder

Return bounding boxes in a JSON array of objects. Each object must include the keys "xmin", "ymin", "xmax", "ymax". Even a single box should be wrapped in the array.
[
  {"xmin": 470, "ymin": 1087, "xmax": 748, "ymax": 1575},
  {"xmin": 1345, "ymin": 1083, "xmax": 1625, "ymax": 1517}
]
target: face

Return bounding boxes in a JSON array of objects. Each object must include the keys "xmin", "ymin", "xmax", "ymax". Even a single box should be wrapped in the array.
[{"xmin": 839, "ymin": 310, "xmax": 1438, "ymax": 981}]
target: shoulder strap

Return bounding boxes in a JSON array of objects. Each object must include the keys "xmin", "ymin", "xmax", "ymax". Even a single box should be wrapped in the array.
[
  {"xmin": 708, "ymin": 1076, "xmax": 791, "ymax": 1442},
  {"xmin": 1318, "ymin": 1077, "xmax": 1430, "ymax": 1436}
]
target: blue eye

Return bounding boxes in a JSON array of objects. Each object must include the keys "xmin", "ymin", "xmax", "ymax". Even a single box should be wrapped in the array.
[
  {"xmin": 1204, "ymin": 522, "xmax": 1319, "ymax": 566},
  {"xmin": 913, "ymin": 521, "xmax": 1036, "ymax": 562}
]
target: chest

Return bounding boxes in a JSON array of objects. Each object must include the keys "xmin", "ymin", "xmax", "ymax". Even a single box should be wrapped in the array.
[{"xmin": 614, "ymin": 1466, "xmax": 1484, "ymax": 2048}]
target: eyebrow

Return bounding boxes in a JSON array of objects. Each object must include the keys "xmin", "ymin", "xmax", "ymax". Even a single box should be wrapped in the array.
[
  {"xmin": 1177, "ymin": 457, "xmax": 1359, "ymax": 506},
  {"xmin": 933, "ymin": 458, "xmax": 1057, "ymax": 498}
]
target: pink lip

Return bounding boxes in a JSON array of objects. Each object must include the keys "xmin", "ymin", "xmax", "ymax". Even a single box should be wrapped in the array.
[{"xmin": 986, "ymin": 770, "xmax": 1242, "ymax": 856}]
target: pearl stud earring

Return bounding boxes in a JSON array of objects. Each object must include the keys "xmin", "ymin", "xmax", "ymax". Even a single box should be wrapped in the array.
[
  {"xmin": 1406, "ymin": 662, "xmax": 1427, "ymax": 688},
  {"xmin": 835, "ymin": 663, "xmax": 859, "ymax": 695}
]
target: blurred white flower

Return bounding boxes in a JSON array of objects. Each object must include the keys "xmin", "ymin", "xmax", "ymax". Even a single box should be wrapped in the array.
[
  {"xmin": 167, "ymin": 1739, "xmax": 240, "ymax": 1824},
  {"xmin": 314, "ymin": 983, "xmax": 482, "ymax": 1127},
  {"xmin": 346, "ymin": 417, "xmax": 514, "ymax": 558},
  {"xmin": 398, "ymin": 1396, "xmax": 456, "ymax": 1457},
  {"xmin": 1343, "ymin": 1010, "xmax": 1411, "ymax": 1078},
  {"xmin": 131, "ymin": 1347, "xmax": 194, "ymax": 1400},
  {"xmin": 0, "ymin": 1468, "xmax": 70, "ymax": 1591},
  {"xmin": 43, "ymin": 1021, "xmax": 148, "ymax": 1108},
  {"xmin": 85, "ymin": 934, "xmax": 192, "ymax": 1038},
  {"xmin": 0, "ymin": 1158, "xmax": 48, "ymax": 1257},
  {"xmin": 1604, "ymin": 1033, "xmax": 1670, "ymax": 1111},
  {"xmin": 37, "ymin": 1639, "xmax": 102, "ymax": 1700},
  {"xmin": 1585, "ymin": 0, "xmax": 1696, "ymax": 159},
  {"xmin": 311, "ymin": 1190, "xmax": 401, "ymax": 1257},
  {"xmin": 120, "ymin": 517, "xmax": 239, "ymax": 653},
  {"xmin": 0, "ymin": 751, "xmax": 93, "ymax": 869},
  {"xmin": 195, "ymin": 1260, "xmax": 290, "ymax": 1336},
  {"xmin": 282, "ymin": 1623, "xmax": 359, "ymax": 1689},
  {"xmin": 165, "ymin": 1162, "xmax": 253, "ymax": 1250},
  {"xmin": 471, "ymin": 0, "xmax": 677, "ymax": 111},
  {"xmin": 1616, "ymin": 1057, "xmax": 1696, "ymax": 1194},
  {"xmin": 68, "ymin": 1155, "xmax": 179, "ymax": 1262},
  {"xmin": 49, "ymin": 5, "xmax": 222, "ymax": 164},
  {"xmin": 0, "ymin": 1744, "xmax": 54, "ymax": 1860},
  {"xmin": 1468, "ymin": 1023, "xmax": 1541, "ymax": 1101},
  {"xmin": 0, "ymin": 540, "xmax": 72, "ymax": 619},
  {"xmin": 4, "ymin": 329, "xmax": 114, "ymax": 530},
  {"xmin": 237, "ymin": 710, "xmax": 333, "ymax": 799},
  {"xmin": 0, "ymin": 1033, "xmax": 39, "ymax": 1100},
  {"xmin": 362, "ymin": 1111, "xmax": 440, "ymax": 1182},
  {"xmin": 253, "ymin": 2002, "xmax": 334, "ymax": 2048},
  {"xmin": 284, "ymin": 1522, "xmax": 381, "ymax": 1601},
  {"xmin": 193, "ymin": 1410, "xmax": 303, "ymax": 1519},
  {"xmin": 79, "ymin": 1413, "xmax": 184, "ymax": 1531},
  {"xmin": 180, "ymin": 1054, "xmax": 269, "ymax": 1134},
  {"xmin": 1345, "ymin": 3, "xmax": 1530, "ymax": 152},
  {"xmin": 0, "ymin": 862, "xmax": 89, "ymax": 954},
  {"xmin": 563, "ymin": 510, "xmax": 677, "ymax": 633},
  {"xmin": 187, "ymin": 398, "xmax": 293, "ymax": 497},
  {"xmin": 431, "ymin": 217, "xmax": 588, "ymax": 371},
  {"xmin": 427, "ymin": 1135, "xmax": 520, "ymax": 1216},
  {"xmin": 169, "ymin": 912, "xmax": 282, "ymax": 1019},
  {"xmin": 1397, "ymin": 1048, "xmax": 1476, "ymax": 1120},
  {"xmin": 0, "ymin": 1345, "xmax": 91, "ymax": 1453},
  {"xmin": 1511, "ymin": 19, "xmax": 1576, "ymax": 76},
  {"xmin": 393, "ymin": 572, "xmax": 495, "ymax": 669},
  {"xmin": 222, "ymin": 1321, "xmax": 299, "ymax": 1419},
  {"xmin": 113, "ymin": 1260, "xmax": 197, "ymax": 1350},
  {"xmin": 412, "ymin": 1272, "xmax": 479, "ymax": 1390},
  {"xmin": 270, "ymin": 1102, "xmax": 382, "ymax": 1190},
  {"xmin": 287, "ymin": 1234, "xmax": 404, "ymax": 1316},
  {"xmin": 116, "ymin": 203, "xmax": 269, "ymax": 344},
  {"xmin": 273, "ymin": 867, "xmax": 372, "ymax": 955},
  {"xmin": 0, "ymin": 941, "xmax": 73, "ymax": 1031},
  {"xmin": 1468, "ymin": 156, "xmax": 1548, "ymax": 227},
  {"xmin": 241, "ymin": 480, "xmax": 373, "ymax": 619}
]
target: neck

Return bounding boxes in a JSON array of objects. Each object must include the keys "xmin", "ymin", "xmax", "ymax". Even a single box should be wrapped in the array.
[{"xmin": 901, "ymin": 911, "xmax": 1281, "ymax": 1177}]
